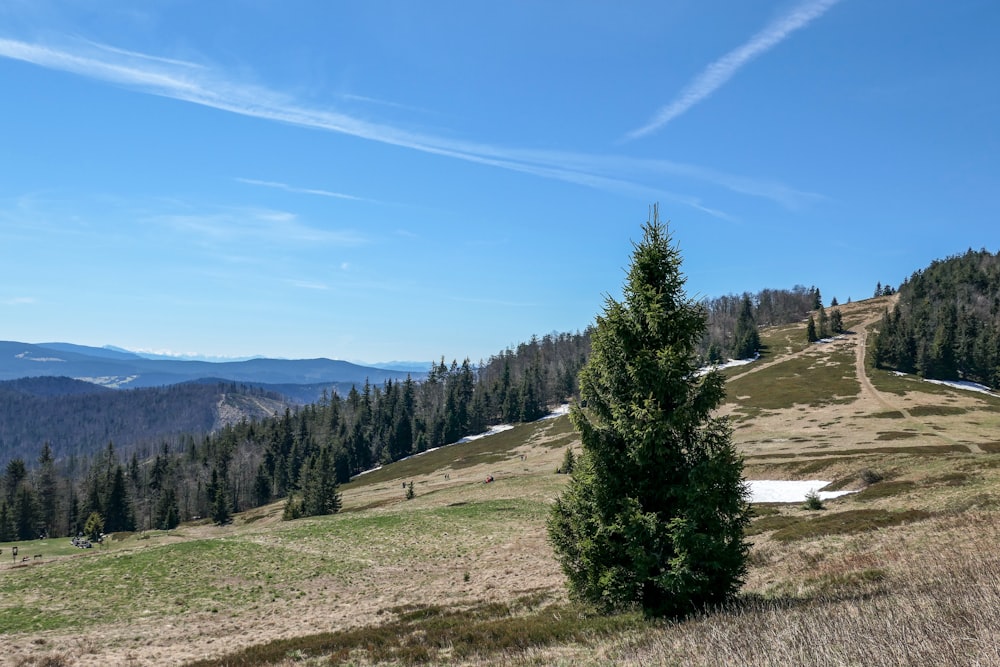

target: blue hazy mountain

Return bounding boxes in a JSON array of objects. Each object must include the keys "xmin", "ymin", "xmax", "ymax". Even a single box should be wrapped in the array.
[{"xmin": 0, "ymin": 341, "xmax": 422, "ymax": 389}]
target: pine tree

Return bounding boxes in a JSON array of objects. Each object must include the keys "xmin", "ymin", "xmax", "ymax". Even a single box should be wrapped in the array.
[
  {"xmin": 14, "ymin": 484, "xmax": 37, "ymax": 541},
  {"xmin": 104, "ymin": 465, "xmax": 135, "ymax": 533},
  {"xmin": 84, "ymin": 511, "xmax": 104, "ymax": 542},
  {"xmin": 154, "ymin": 487, "xmax": 181, "ymax": 530},
  {"xmin": 0, "ymin": 500, "xmax": 13, "ymax": 542},
  {"xmin": 806, "ymin": 315, "xmax": 818, "ymax": 343},
  {"xmin": 36, "ymin": 444, "xmax": 58, "ymax": 536},
  {"xmin": 731, "ymin": 294, "xmax": 760, "ymax": 359},
  {"xmin": 558, "ymin": 447, "xmax": 576, "ymax": 475},
  {"xmin": 210, "ymin": 468, "xmax": 231, "ymax": 525},
  {"xmin": 548, "ymin": 206, "xmax": 749, "ymax": 618},
  {"xmin": 830, "ymin": 308, "xmax": 844, "ymax": 334}
]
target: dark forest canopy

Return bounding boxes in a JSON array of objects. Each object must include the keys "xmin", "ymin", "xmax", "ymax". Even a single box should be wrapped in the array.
[
  {"xmin": 873, "ymin": 248, "xmax": 1000, "ymax": 388},
  {"xmin": 0, "ymin": 379, "xmax": 289, "ymax": 465}
]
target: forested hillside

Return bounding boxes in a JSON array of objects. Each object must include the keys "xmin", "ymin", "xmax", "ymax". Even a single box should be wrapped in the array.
[
  {"xmin": 0, "ymin": 332, "xmax": 589, "ymax": 540},
  {"xmin": 872, "ymin": 248, "xmax": 1000, "ymax": 388},
  {"xmin": 0, "ymin": 379, "xmax": 289, "ymax": 465}
]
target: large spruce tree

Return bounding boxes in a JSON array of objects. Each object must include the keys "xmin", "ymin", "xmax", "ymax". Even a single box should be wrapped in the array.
[{"xmin": 548, "ymin": 206, "xmax": 749, "ymax": 617}]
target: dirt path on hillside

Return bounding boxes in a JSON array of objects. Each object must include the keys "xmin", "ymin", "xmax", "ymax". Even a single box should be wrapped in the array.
[
  {"xmin": 853, "ymin": 307, "xmax": 981, "ymax": 453},
  {"xmin": 854, "ymin": 311, "xmax": 901, "ymax": 414}
]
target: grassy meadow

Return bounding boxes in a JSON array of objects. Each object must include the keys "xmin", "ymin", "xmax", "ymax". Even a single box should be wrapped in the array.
[{"xmin": 4, "ymin": 296, "xmax": 1000, "ymax": 665}]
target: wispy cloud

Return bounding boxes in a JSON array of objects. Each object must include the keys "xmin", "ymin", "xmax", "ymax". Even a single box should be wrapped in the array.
[
  {"xmin": 236, "ymin": 178, "xmax": 366, "ymax": 201},
  {"xmin": 151, "ymin": 207, "xmax": 367, "ymax": 246},
  {"xmin": 340, "ymin": 92, "xmax": 437, "ymax": 116},
  {"xmin": 3, "ymin": 296, "xmax": 36, "ymax": 305},
  {"xmin": 0, "ymin": 34, "xmax": 820, "ymax": 213},
  {"xmin": 624, "ymin": 0, "xmax": 842, "ymax": 141}
]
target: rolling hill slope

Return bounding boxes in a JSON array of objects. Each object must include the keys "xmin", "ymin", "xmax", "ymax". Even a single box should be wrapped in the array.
[{"xmin": 4, "ymin": 297, "xmax": 1000, "ymax": 666}]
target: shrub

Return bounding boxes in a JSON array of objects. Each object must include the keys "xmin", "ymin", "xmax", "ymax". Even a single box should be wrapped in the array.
[{"xmin": 803, "ymin": 491, "xmax": 825, "ymax": 511}]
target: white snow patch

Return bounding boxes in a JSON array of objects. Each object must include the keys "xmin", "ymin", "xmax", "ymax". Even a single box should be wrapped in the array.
[
  {"xmin": 889, "ymin": 371, "xmax": 997, "ymax": 396},
  {"xmin": 697, "ymin": 354, "xmax": 758, "ymax": 376},
  {"xmin": 924, "ymin": 378, "xmax": 997, "ymax": 396},
  {"xmin": 747, "ymin": 480, "xmax": 856, "ymax": 504},
  {"xmin": 540, "ymin": 404, "xmax": 570, "ymax": 420},
  {"xmin": 75, "ymin": 375, "xmax": 139, "ymax": 389},
  {"xmin": 457, "ymin": 423, "xmax": 515, "ymax": 443},
  {"xmin": 15, "ymin": 351, "xmax": 65, "ymax": 362}
]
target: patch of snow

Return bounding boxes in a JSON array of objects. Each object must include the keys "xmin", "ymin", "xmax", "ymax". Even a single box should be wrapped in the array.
[
  {"xmin": 696, "ymin": 353, "xmax": 758, "ymax": 376},
  {"xmin": 747, "ymin": 479, "xmax": 856, "ymax": 503},
  {"xmin": 540, "ymin": 404, "xmax": 570, "ymax": 420},
  {"xmin": 889, "ymin": 371, "xmax": 997, "ymax": 396},
  {"xmin": 15, "ymin": 351, "xmax": 65, "ymax": 362},
  {"xmin": 457, "ymin": 424, "xmax": 515, "ymax": 443},
  {"xmin": 924, "ymin": 378, "xmax": 997, "ymax": 396},
  {"xmin": 75, "ymin": 375, "xmax": 139, "ymax": 389}
]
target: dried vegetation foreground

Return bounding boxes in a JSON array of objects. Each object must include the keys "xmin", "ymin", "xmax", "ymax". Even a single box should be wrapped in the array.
[{"xmin": 4, "ymin": 296, "xmax": 1000, "ymax": 665}]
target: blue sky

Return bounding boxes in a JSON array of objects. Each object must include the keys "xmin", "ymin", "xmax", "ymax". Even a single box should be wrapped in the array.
[{"xmin": 1, "ymin": 1, "xmax": 997, "ymax": 365}]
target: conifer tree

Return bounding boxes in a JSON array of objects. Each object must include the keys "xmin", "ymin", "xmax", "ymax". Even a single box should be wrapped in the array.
[
  {"xmin": 830, "ymin": 308, "xmax": 844, "ymax": 334},
  {"xmin": 548, "ymin": 206, "xmax": 749, "ymax": 618},
  {"xmin": 732, "ymin": 294, "xmax": 760, "ymax": 359},
  {"xmin": 817, "ymin": 304, "xmax": 830, "ymax": 339},
  {"xmin": 155, "ymin": 487, "xmax": 181, "ymax": 530},
  {"xmin": 104, "ymin": 465, "xmax": 135, "ymax": 533},
  {"xmin": 807, "ymin": 315, "xmax": 818, "ymax": 343}
]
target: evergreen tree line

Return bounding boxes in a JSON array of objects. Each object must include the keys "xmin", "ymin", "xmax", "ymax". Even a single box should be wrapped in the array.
[
  {"xmin": 0, "ymin": 332, "xmax": 589, "ymax": 540},
  {"xmin": 699, "ymin": 285, "xmax": 824, "ymax": 361},
  {"xmin": 872, "ymin": 249, "xmax": 1000, "ymax": 387},
  {"xmin": 0, "ymin": 379, "xmax": 288, "ymax": 466}
]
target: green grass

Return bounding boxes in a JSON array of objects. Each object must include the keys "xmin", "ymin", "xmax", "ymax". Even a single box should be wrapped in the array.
[{"xmin": 726, "ymin": 347, "xmax": 859, "ymax": 412}]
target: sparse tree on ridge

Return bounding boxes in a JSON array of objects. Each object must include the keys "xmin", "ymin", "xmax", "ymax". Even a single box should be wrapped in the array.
[
  {"xmin": 732, "ymin": 294, "xmax": 760, "ymax": 359},
  {"xmin": 817, "ymin": 304, "xmax": 830, "ymax": 339},
  {"xmin": 830, "ymin": 308, "xmax": 844, "ymax": 334},
  {"xmin": 548, "ymin": 205, "xmax": 750, "ymax": 618}
]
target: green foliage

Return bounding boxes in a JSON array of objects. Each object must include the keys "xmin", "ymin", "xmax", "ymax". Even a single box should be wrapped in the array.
[
  {"xmin": 873, "ymin": 249, "xmax": 1000, "ymax": 387},
  {"xmin": 405, "ymin": 481, "xmax": 415, "ymax": 500},
  {"xmin": 548, "ymin": 206, "xmax": 750, "ymax": 618},
  {"xmin": 806, "ymin": 316, "xmax": 818, "ymax": 343},
  {"xmin": 558, "ymin": 447, "xmax": 576, "ymax": 475},
  {"xmin": 732, "ymin": 294, "xmax": 761, "ymax": 359},
  {"xmin": 282, "ymin": 492, "xmax": 303, "ymax": 521},
  {"xmin": 830, "ymin": 308, "xmax": 844, "ymax": 334},
  {"xmin": 209, "ymin": 467, "xmax": 231, "ymax": 526},
  {"xmin": 83, "ymin": 511, "xmax": 104, "ymax": 542},
  {"xmin": 802, "ymin": 490, "xmax": 824, "ymax": 511},
  {"xmin": 154, "ymin": 487, "xmax": 180, "ymax": 530}
]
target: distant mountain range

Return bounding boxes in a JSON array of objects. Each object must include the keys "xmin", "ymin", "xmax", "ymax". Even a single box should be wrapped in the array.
[{"xmin": 0, "ymin": 341, "xmax": 424, "ymax": 391}]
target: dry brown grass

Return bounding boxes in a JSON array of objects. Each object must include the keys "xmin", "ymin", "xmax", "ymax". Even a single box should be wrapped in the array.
[{"xmin": 5, "ymin": 296, "xmax": 1000, "ymax": 665}]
